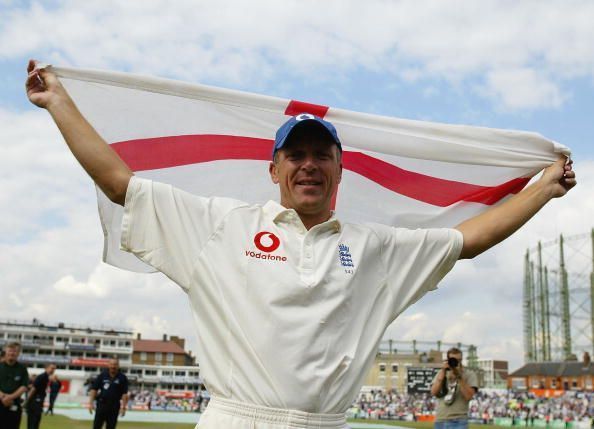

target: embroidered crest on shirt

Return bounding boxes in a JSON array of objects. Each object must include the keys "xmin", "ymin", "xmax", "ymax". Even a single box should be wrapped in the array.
[{"xmin": 338, "ymin": 243, "xmax": 355, "ymax": 273}]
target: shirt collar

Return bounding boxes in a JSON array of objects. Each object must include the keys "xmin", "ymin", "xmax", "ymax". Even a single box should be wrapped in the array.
[{"xmin": 263, "ymin": 200, "xmax": 341, "ymax": 232}]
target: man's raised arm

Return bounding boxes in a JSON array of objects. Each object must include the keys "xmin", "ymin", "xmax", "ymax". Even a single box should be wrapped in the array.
[
  {"xmin": 25, "ymin": 60, "xmax": 133, "ymax": 206},
  {"xmin": 456, "ymin": 157, "xmax": 576, "ymax": 259}
]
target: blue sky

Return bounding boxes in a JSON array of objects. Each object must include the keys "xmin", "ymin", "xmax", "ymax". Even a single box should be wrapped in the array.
[{"xmin": 1, "ymin": 0, "xmax": 593, "ymax": 371}]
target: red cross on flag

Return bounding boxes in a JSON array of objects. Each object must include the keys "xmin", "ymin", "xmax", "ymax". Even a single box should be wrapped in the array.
[{"xmin": 50, "ymin": 66, "xmax": 570, "ymax": 273}]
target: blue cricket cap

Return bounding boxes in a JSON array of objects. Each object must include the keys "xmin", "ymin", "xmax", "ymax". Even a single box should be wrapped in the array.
[{"xmin": 272, "ymin": 113, "xmax": 342, "ymax": 160}]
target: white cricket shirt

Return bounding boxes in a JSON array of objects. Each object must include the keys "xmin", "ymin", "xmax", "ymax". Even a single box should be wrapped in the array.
[{"xmin": 121, "ymin": 177, "xmax": 462, "ymax": 413}]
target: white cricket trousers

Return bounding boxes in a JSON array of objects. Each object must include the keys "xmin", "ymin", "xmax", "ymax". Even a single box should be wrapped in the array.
[{"xmin": 196, "ymin": 396, "xmax": 349, "ymax": 429}]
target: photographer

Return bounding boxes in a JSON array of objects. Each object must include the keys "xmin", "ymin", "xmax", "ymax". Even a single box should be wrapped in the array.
[{"xmin": 430, "ymin": 347, "xmax": 478, "ymax": 429}]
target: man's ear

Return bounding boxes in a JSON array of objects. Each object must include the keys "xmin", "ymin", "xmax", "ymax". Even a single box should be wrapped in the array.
[
  {"xmin": 269, "ymin": 161, "xmax": 279, "ymax": 184},
  {"xmin": 337, "ymin": 162, "xmax": 343, "ymax": 184}
]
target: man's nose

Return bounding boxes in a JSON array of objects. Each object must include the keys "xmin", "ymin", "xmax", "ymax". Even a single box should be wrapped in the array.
[{"xmin": 301, "ymin": 155, "xmax": 318, "ymax": 171}]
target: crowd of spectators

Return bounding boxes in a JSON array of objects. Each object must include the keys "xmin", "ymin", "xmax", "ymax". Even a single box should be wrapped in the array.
[
  {"xmin": 349, "ymin": 390, "xmax": 436, "ymax": 420},
  {"xmin": 348, "ymin": 389, "xmax": 594, "ymax": 423},
  {"xmin": 469, "ymin": 390, "xmax": 593, "ymax": 424},
  {"xmin": 125, "ymin": 386, "xmax": 594, "ymax": 424},
  {"xmin": 127, "ymin": 389, "xmax": 209, "ymax": 412}
]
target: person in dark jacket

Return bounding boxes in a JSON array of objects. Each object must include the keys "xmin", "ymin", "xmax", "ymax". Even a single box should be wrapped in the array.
[
  {"xmin": 0, "ymin": 343, "xmax": 29, "ymax": 429},
  {"xmin": 89, "ymin": 358, "xmax": 128, "ymax": 429},
  {"xmin": 45, "ymin": 374, "xmax": 62, "ymax": 415},
  {"xmin": 25, "ymin": 363, "xmax": 56, "ymax": 429}
]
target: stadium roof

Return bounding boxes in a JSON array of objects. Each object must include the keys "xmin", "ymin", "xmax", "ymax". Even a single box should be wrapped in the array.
[
  {"xmin": 510, "ymin": 362, "xmax": 594, "ymax": 377},
  {"xmin": 133, "ymin": 339, "xmax": 187, "ymax": 354}
]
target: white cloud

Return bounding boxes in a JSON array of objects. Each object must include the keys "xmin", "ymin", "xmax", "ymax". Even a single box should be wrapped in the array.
[
  {"xmin": 483, "ymin": 68, "xmax": 566, "ymax": 111},
  {"xmin": 53, "ymin": 275, "xmax": 106, "ymax": 297},
  {"xmin": 1, "ymin": 0, "xmax": 594, "ymax": 110}
]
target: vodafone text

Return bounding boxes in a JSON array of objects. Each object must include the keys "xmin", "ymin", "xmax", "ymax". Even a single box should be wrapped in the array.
[{"xmin": 245, "ymin": 250, "xmax": 287, "ymax": 262}]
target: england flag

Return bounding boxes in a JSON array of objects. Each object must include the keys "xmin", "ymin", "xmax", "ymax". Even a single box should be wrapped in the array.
[{"xmin": 49, "ymin": 65, "xmax": 570, "ymax": 273}]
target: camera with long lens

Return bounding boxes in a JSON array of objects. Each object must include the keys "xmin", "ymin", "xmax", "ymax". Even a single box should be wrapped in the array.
[{"xmin": 446, "ymin": 356, "xmax": 459, "ymax": 370}]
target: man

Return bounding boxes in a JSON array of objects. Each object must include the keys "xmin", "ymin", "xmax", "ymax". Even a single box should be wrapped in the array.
[
  {"xmin": 430, "ymin": 347, "xmax": 478, "ymax": 429},
  {"xmin": 45, "ymin": 374, "xmax": 62, "ymax": 415},
  {"xmin": 89, "ymin": 358, "xmax": 128, "ymax": 429},
  {"xmin": 0, "ymin": 342, "xmax": 29, "ymax": 429},
  {"xmin": 24, "ymin": 362, "xmax": 56, "ymax": 429},
  {"xmin": 26, "ymin": 61, "xmax": 576, "ymax": 429}
]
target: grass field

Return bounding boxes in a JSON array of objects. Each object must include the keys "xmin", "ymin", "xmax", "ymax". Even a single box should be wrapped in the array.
[
  {"xmin": 19, "ymin": 415, "xmax": 511, "ymax": 429},
  {"xmin": 20, "ymin": 414, "xmax": 194, "ymax": 428}
]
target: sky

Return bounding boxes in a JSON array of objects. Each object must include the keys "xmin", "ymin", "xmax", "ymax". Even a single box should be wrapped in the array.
[{"xmin": 1, "ymin": 0, "xmax": 593, "ymax": 373}]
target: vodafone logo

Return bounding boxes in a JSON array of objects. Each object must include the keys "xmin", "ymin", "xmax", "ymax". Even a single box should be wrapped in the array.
[
  {"xmin": 254, "ymin": 231, "xmax": 281, "ymax": 253},
  {"xmin": 246, "ymin": 231, "xmax": 286, "ymax": 262},
  {"xmin": 296, "ymin": 113, "xmax": 315, "ymax": 121}
]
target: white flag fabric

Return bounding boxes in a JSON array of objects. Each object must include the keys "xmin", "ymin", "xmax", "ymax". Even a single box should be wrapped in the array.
[{"xmin": 50, "ymin": 65, "xmax": 570, "ymax": 273}]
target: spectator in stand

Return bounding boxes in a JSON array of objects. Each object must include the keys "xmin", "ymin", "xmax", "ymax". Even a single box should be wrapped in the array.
[
  {"xmin": 45, "ymin": 374, "xmax": 62, "ymax": 415},
  {"xmin": 0, "ymin": 342, "xmax": 29, "ymax": 429},
  {"xmin": 24, "ymin": 363, "xmax": 56, "ymax": 429}
]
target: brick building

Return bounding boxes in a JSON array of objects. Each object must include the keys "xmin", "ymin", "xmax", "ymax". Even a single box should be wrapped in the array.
[
  {"xmin": 132, "ymin": 334, "xmax": 195, "ymax": 366},
  {"xmin": 508, "ymin": 353, "xmax": 594, "ymax": 392}
]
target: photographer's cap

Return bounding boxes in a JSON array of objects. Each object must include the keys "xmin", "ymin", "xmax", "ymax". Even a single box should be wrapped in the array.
[{"xmin": 273, "ymin": 113, "xmax": 342, "ymax": 160}]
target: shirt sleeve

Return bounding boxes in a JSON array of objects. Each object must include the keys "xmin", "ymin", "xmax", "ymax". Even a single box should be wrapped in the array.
[
  {"xmin": 120, "ymin": 176, "xmax": 247, "ymax": 290},
  {"xmin": 378, "ymin": 226, "xmax": 463, "ymax": 321},
  {"xmin": 91, "ymin": 375, "xmax": 101, "ymax": 391},
  {"xmin": 21, "ymin": 367, "xmax": 29, "ymax": 388},
  {"xmin": 466, "ymin": 370, "xmax": 479, "ymax": 389},
  {"xmin": 33, "ymin": 373, "xmax": 46, "ymax": 391}
]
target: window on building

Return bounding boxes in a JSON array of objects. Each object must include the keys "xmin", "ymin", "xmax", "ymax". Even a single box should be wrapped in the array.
[
  {"xmin": 391, "ymin": 364, "xmax": 398, "ymax": 373},
  {"xmin": 145, "ymin": 370, "xmax": 157, "ymax": 376},
  {"xmin": 379, "ymin": 363, "xmax": 386, "ymax": 372},
  {"xmin": 140, "ymin": 352, "xmax": 147, "ymax": 361},
  {"xmin": 531, "ymin": 377, "xmax": 541, "ymax": 388},
  {"xmin": 131, "ymin": 369, "xmax": 142, "ymax": 375},
  {"xmin": 512, "ymin": 378, "xmax": 527, "ymax": 389},
  {"xmin": 155, "ymin": 352, "xmax": 162, "ymax": 361},
  {"xmin": 175, "ymin": 371, "xmax": 186, "ymax": 377},
  {"xmin": 167, "ymin": 353, "xmax": 174, "ymax": 362},
  {"xmin": 162, "ymin": 371, "xmax": 172, "ymax": 376}
]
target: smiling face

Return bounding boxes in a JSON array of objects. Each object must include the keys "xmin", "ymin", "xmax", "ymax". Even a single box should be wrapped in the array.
[{"xmin": 269, "ymin": 124, "xmax": 342, "ymax": 224}]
